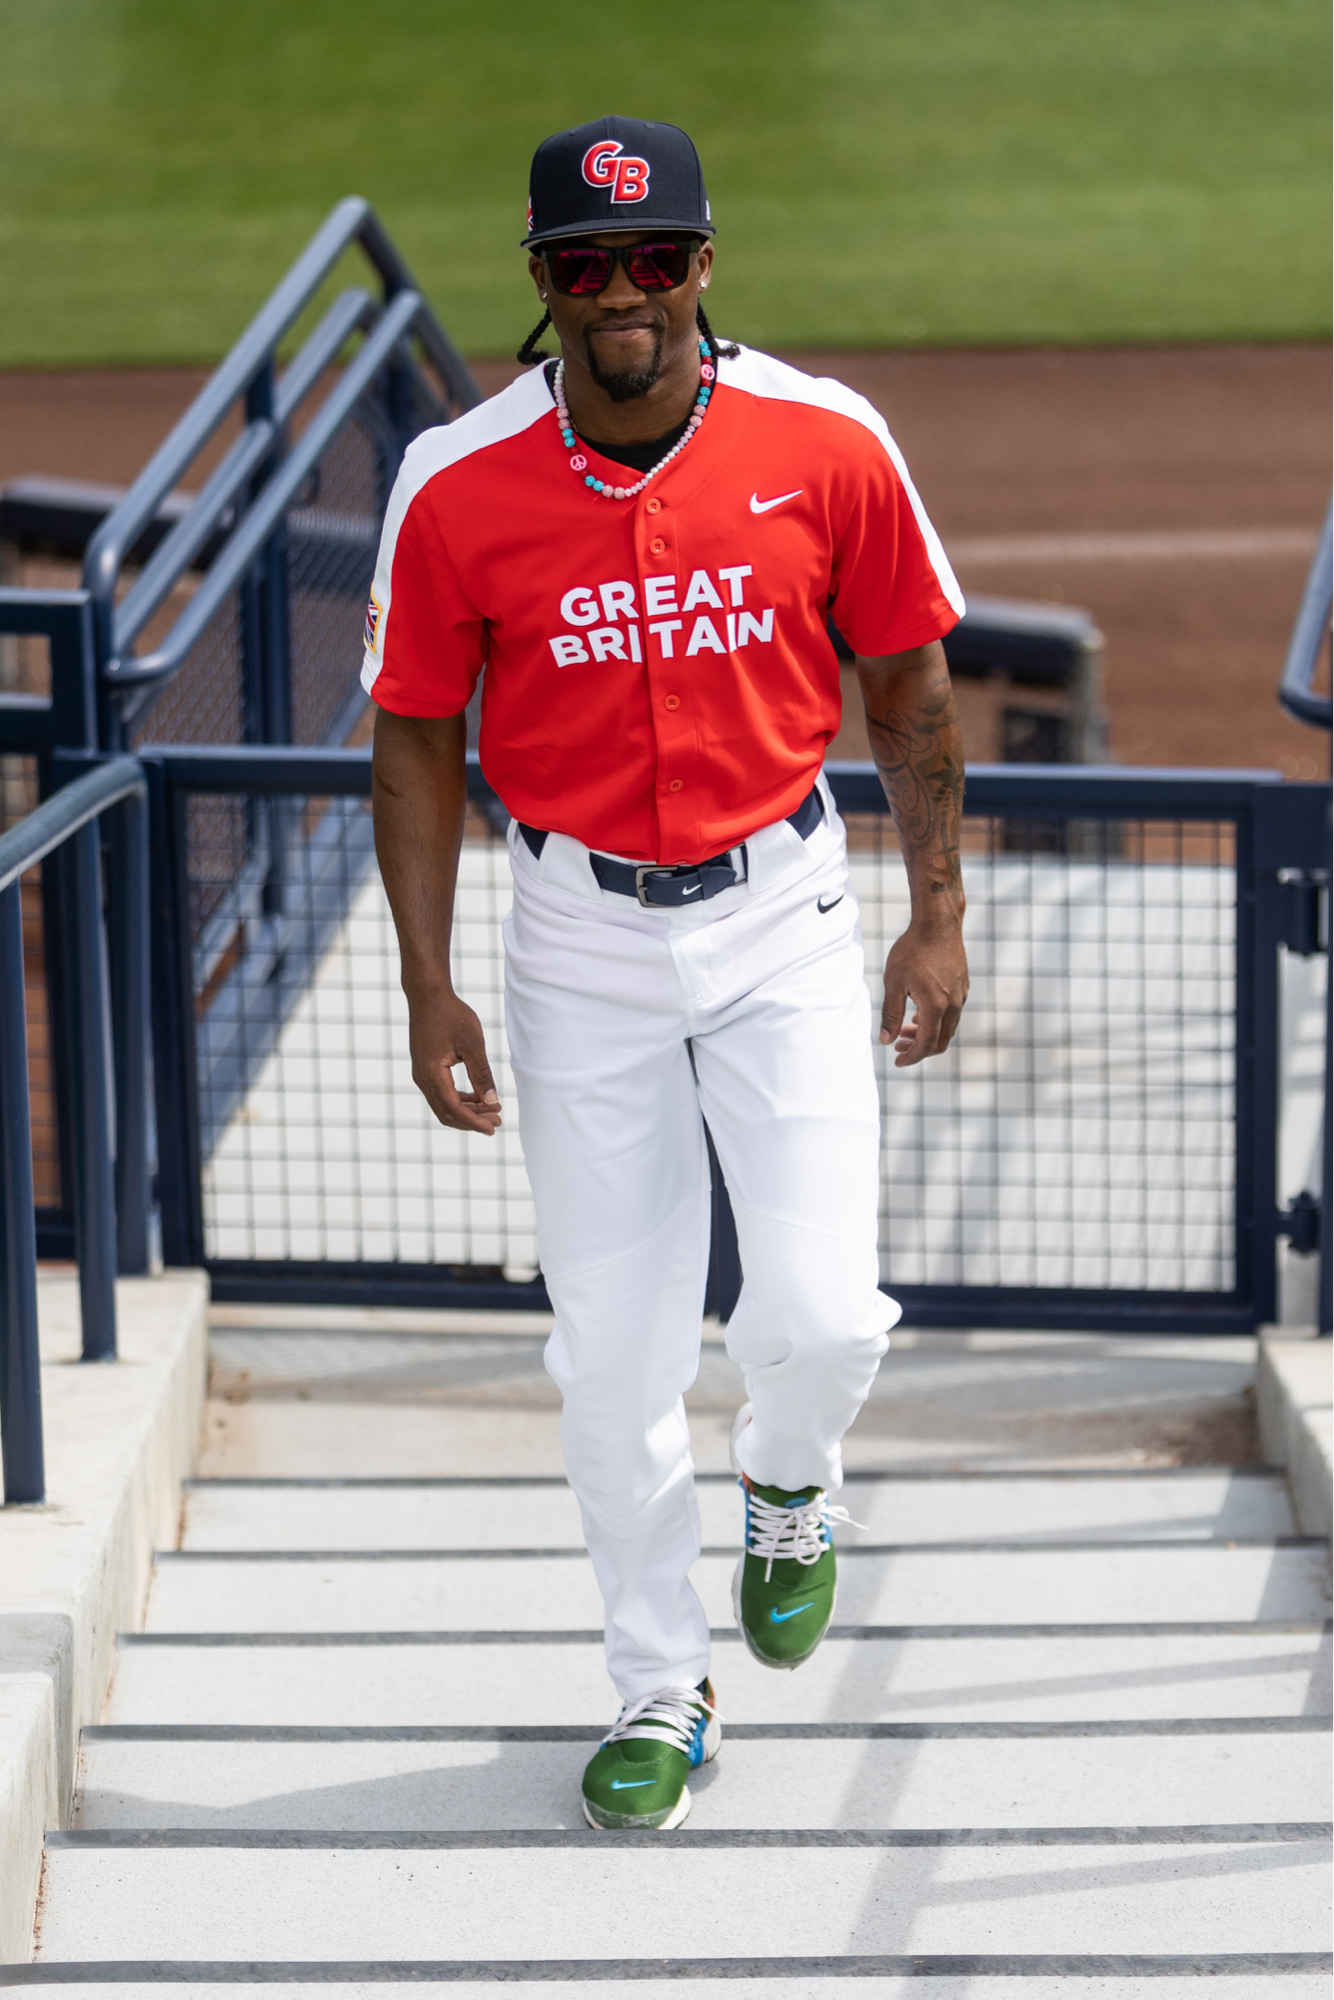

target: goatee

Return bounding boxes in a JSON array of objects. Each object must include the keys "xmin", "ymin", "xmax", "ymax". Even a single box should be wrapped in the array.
[{"xmin": 585, "ymin": 325, "xmax": 665, "ymax": 403}]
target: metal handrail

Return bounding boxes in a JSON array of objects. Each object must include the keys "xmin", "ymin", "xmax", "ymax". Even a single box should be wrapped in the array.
[
  {"xmin": 1279, "ymin": 494, "xmax": 1333, "ymax": 730},
  {"xmin": 109, "ymin": 287, "xmax": 382, "ymax": 657},
  {"xmin": 110, "ymin": 420, "xmax": 274, "ymax": 655},
  {"xmin": 82, "ymin": 198, "xmax": 481, "ymax": 638},
  {"xmin": 0, "ymin": 756, "xmax": 148, "ymax": 1505},
  {"xmin": 273, "ymin": 287, "xmax": 377, "ymax": 425},
  {"xmin": 142, "ymin": 743, "xmax": 1301, "ymax": 823},
  {"xmin": 106, "ymin": 288, "xmax": 424, "ymax": 705},
  {"xmin": 0, "ymin": 755, "xmax": 144, "ymax": 891}
]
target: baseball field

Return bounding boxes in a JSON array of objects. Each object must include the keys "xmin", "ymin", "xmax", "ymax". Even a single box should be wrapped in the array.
[
  {"xmin": 3, "ymin": 0, "xmax": 1329, "ymax": 775},
  {"xmin": 2, "ymin": 0, "xmax": 1328, "ymax": 367}
]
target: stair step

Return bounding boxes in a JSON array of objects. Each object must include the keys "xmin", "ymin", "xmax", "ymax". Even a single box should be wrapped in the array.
[
  {"xmin": 106, "ymin": 1629, "xmax": 1331, "ymax": 1727},
  {"xmin": 180, "ymin": 1471, "xmax": 1298, "ymax": 1551},
  {"xmin": 34, "ymin": 1838, "xmax": 1331, "ymax": 1962},
  {"xmin": 74, "ymin": 1728, "xmax": 1332, "ymax": 1831},
  {"xmin": 142, "ymin": 1545, "xmax": 1333, "ymax": 1634},
  {"xmin": 11, "ymin": 1973, "xmax": 1327, "ymax": 1999}
]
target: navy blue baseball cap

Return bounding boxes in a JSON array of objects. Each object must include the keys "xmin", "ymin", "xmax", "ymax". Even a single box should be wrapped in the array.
[{"xmin": 523, "ymin": 115, "xmax": 714, "ymax": 248}]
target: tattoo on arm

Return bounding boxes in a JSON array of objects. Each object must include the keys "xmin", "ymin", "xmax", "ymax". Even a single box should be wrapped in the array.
[{"xmin": 862, "ymin": 656, "xmax": 965, "ymax": 906}]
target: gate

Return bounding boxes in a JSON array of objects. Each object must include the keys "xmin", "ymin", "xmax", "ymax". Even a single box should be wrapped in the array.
[{"xmin": 140, "ymin": 745, "xmax": 1326, "ymax": 1334}]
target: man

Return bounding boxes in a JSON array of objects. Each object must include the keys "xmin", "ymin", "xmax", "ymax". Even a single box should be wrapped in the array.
[{"xmin": 365, "ymin": 115, "xmax": 968, "ymax": 1830}]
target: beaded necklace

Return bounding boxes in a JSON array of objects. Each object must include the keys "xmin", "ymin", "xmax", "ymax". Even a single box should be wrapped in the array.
[{"xmin": 555, "ymin": 337, "xmax": 715, "ymax": 500}]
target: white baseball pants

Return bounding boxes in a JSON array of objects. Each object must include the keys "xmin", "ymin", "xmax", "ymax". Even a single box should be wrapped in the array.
[{"xmin": 502, "ymin": 778, "xmax": 899, "ymax": 1701}]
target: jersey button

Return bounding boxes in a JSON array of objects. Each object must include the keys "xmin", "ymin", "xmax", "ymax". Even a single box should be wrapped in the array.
[
  {"xmin": 645, "ymin": 498, "xmax": 662, "ymax": 515},
  {"xmin": 667, "ymin": 778, "xmax": 684, "ymax": 793},
  {"xmin": 649, "ymin": 537, "xmax": 667, "ymax": 556},
  {"xmin": 663, "ymin": 694, "xmax": 681, "ymax": 711}
]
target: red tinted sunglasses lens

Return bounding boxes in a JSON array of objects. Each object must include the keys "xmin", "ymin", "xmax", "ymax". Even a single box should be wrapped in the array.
[
  {"xmin": 549, "ymin": 248, "xmax": 612, "ymax": 295},
  {"xmin": 626, "ymin": 243, "xmax": 691, "ymax": 290},
  {"xmin": 547, "ymin": 241, "xmax": 693, "ymax": 296}
]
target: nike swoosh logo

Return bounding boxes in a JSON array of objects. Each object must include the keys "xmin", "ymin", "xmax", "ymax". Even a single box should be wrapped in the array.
[
  {"xmin": 680, "ymin": 881, "xmax": 702, "ymax": 896},
  {"xmin": 610, "ymin": 1779, "xmax": 656, "ymax": 1790},
  {"xmin": 770, "ymin": 1602, "xmax": 815, "ymax": 1623},
  {"xmin": 749, "ymin": 489, "xmax": 803, "ymax": 514},
  {"xmin": 817, "ymin": 894, "xmax": 844, "ymax": 914}
]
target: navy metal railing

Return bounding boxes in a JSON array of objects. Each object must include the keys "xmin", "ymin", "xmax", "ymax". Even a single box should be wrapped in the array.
[
  {"xmin": 0, "ymin": 200, "xmax": 482, "ymax": 1265},
  {"xmin": 0, "ymin": 197, "xmax": 482, "ymax": 770},
  {"xmin": 0, "ymin": 756, "xmax": 148, "ymax": 1504},
  {"xmin": 84, "ymin": 198, "xmax": 481, "ymax": 749},
  {"xmin": 1279, "ymin": 494, "xmax": 1333, "ymax": 733},
  {"xmin": 2, "ymin": 738, "xmax": 1323, "ymax": 1501},
  {"xmin": 131, "ymin": 743, "xmax": 1326, "ymax": 1336}
]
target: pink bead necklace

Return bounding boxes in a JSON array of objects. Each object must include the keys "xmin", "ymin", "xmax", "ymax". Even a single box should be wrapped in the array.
[{"xmin": 555, "ymin": 338, "xmax": 715, "ymax": 500}]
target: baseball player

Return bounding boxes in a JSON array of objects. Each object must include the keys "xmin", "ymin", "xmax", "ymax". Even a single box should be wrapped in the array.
[{"xmin": 366, "ymin": 116, "xmax": 968, "ymax": 1830}]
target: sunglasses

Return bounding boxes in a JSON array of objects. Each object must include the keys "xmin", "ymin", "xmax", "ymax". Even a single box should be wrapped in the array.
[{"xmin": 543, "ymin": 239, "xmax": 697, "ymax": 298}]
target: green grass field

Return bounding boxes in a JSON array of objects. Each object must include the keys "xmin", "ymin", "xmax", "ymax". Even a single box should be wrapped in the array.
[{"xmin": 1, "ymin": 0, "xmax": 1328, "ymax": 366}]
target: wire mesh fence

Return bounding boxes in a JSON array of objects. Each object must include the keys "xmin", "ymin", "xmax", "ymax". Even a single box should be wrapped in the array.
[
  {"xmin": 128, "ymin": 405, "xmax": 386, "ymax": 755},
  {"xmin": 287, "ymin": 416, "xmax": 384, "ymax": 746},
  {"xmin": 850, "ymin": 814, "xmax": 1237, "ymax": 1293},
  {"xmin": 10, "ymin": 383, "xmax": 407, "ymax": 1235},
  {"xmin": 183, "ymin": 789, "xmax": 1240, "ymax": 1302},
  {"xmin": 127, "ymin": 592, "xmax": 245, "ymax": 751},
  {"xmin": 191, "ymin": 795, "xmax": 535, "ymax": 1276}
]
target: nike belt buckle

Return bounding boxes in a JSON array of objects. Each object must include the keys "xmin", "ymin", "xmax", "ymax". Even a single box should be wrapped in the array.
[{"xmin": 635, "ymin": 864, "xmax": 687, "ymax": 908}]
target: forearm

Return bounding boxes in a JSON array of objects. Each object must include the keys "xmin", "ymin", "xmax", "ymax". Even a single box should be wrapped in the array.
[
  {"xmin": 371, "ymin": 707, "xmax": 469, "ymax": 999},
  {"xmin": 855, "ymin": 640, "xmax": 965, "ymax": 926}
]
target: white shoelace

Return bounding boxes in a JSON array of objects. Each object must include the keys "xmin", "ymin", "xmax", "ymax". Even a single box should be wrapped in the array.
[
  {"xmin": 601, "ymin": 1684, "xmax": 717, "ymax": 1755},
  {"xmin": 743, "ymin": 1485, "xmax": 866, "ymax": 1582}
]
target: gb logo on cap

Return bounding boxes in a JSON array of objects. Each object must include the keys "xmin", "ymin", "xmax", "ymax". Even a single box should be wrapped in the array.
[{"xmin": 582, "ymin": 141, "xmax": 650, "ymax": 204}]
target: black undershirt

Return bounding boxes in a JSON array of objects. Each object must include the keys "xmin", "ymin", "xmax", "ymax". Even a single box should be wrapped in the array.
[
  {"xmin": 544, "ymin": 359, "xmax": 692, "ymax": 472},
  {"xmin": 577, "ymin": 414, "xmax": 692, "ymax": 472}
]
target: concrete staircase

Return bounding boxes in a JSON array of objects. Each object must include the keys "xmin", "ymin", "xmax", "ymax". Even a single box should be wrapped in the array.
[{"xmin": 26, "ymin": 1319, "xmax": 1334, "ymax": 1995}]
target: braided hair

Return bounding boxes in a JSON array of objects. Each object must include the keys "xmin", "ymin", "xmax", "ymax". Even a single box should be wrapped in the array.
[
  {"xmin": 696, "ymin": 301, "xmax": 739, "ymax": 360},
  {"xmin": 516, "ymin": 310, "xmax": 553, "ymax": 366}
]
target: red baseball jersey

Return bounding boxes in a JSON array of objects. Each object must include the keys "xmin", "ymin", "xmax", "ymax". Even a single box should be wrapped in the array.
[{"xmin": 362, "ymin": 345, "xmax": 963, "ymax": 864}]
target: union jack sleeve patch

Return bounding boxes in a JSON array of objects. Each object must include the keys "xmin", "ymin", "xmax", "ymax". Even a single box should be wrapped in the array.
[{"xmin": 363, "ymin": 593, "xmax": 382, "ymax": 654}]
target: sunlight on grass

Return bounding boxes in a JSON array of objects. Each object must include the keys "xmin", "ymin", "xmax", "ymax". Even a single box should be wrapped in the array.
[{"xmin": 0, "ymin": 0, "xmax": 1327, "ymax": 364}]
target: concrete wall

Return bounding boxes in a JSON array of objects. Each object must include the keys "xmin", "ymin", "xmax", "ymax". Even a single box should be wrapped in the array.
[
  {"xmin": 0, "ymin": 1271, "xmax": 208, "ymax": 1964},
  {"xmin": 1258, "ymin": 1333, "xmax": 1333, "ymax": 1538}
]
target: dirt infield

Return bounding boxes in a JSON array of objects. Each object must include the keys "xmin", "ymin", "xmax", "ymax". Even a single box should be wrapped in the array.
[{"xmin": 1, "ymin": 343, "xmax": 1327, "ymax": 775}]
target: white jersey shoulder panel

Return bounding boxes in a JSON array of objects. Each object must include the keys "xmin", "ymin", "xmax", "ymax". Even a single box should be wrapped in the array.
[
  {"xmin": 362, "ymin": 368, "xmax": 554, "ymax": 692},
  {"xmin": 717, "ymin": 345, "xmax": 964, "ymax": 618}
]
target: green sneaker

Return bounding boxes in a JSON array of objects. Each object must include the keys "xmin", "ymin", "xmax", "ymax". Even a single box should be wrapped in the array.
[
  {"xmin": 581, "ymin": 1680, "xmax": 720, "ymax": 1830},
  {"xmin": 730, "ymin": 1404, "xmax": 860, "ymax": 1670}
]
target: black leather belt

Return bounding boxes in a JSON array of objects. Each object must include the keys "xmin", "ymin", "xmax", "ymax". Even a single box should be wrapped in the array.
[{"xmin": 518, "ymin": 785, "xmax": 823, "ymax": 909}]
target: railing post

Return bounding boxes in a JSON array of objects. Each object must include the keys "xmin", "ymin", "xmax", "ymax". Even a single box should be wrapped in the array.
[
  {"xmin": 39, "ymin": 838, "xmax": 78, "ymax": 1257},
  {"xmin": 61, "ymin": 818, "xmax": 118, "ymax": 1360},
  {"xmin": 1235, "ymin": 798, "xmax": 1281, "ymax": 1329},
  {"xmin": 241, "ymin": 360, "xmax": 294, "ymax": 925},
  {"xmin": 0, "ymin": 878, "xmax": 45, "ymax": 1503},
  {"xmin": 108, "ymin": 787, "xmax": 153, "ymax": 1274},
  {"xmin": 145, "ymin": 763, "xmax": 206, "ymax": 1268},
  {"xmin": 240, "ymin": 358, "xmax": 293, "ymax": 750}
]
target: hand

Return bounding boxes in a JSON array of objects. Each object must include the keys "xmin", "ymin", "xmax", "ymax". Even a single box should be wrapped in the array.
[
  {"xmin": 407, "ymin": 989, "xmax": 502, "ymax": 1136},
  {"xmin": 880, "ymin": 918, "xmax": 968, "ymax": 1068}
]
